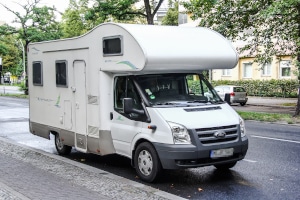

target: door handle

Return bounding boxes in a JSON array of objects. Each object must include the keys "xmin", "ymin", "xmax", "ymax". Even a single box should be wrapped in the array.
[{"xmin": 71, "ymin": 86, "xmax": 76, "ymax": 92}]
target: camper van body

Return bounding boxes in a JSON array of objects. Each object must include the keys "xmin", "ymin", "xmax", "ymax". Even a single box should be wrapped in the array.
[{"xmin": 28, "ymin": 23, "xmax": 248, "ymax": 182}]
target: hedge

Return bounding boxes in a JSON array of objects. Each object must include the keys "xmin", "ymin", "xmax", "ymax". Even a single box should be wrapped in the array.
[{"xmin": 211, "ymin": 79, "xmax": 299, "ymax": 98}]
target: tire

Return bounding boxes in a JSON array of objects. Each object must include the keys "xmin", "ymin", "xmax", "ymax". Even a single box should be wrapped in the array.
[
  {"xmin": 214, "ymin": 161, "xmax": 237, "ymax": 170},
  {"xmin": 240, "ymin": 103, "xmax": 246, "ymax": 106},
  {"xmin": 55, "ymin": 134, "xmax": 72, "ymax": 155},
  {"xmin": 134, "ymin": 142, "xmax": 162, "ymax": 183}
]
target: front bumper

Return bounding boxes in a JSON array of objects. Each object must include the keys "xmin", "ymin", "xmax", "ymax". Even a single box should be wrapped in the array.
[
  {"xmin": 153, "ymin": 136, "xmax": 248, "ymax": 169},
  {"xmin": 232, "ymin": 97, "xmax": 248, "ymax": 104}
]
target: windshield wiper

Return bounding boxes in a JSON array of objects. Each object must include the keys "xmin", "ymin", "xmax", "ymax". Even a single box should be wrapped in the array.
[
  {"xmin": 208, "ymin": 100, "xmax": 224, "ymax": 104},
  {"xmin": 158, "ymin": 102, "xmax": 177, "ymax": 105}
]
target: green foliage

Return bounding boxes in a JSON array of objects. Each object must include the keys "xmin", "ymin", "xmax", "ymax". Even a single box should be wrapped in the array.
[
  {"xmin": 188, "ymin": 79, "xmax": 299, "ymax": 98},
  {"xmin": 211, "ymin": 79, "xmax": 299, "ymax": 98},
  {"xmin": 237, "ymin": 111, "xmax": 300, "ymax": 124},
  {"xmin": 183, "ymin": 0, "xmax": 300, "ymax": 69},
  {"xmin": 23, "ymin": 6, "xmax": 62, "ymax": 42},
  {"xmin": 85, "ymin": 0, "xmax": 140, "ymax": 26},
  {"xmin": 162, "ymin": 1, "xmax": 179, "ymax": 26},
  {"xmin": 0, "ymin": 35, "xmax": 21, "ymax": 76},
  {"xmin": 0, "ymin": 1, "xmax": 63, "ymax": 44},
  {"xmin": 0, "ymin": 0, "xmax": 63, "ymax": 81},
  {"xmin": 85, "ymin": 0, "xmax": 164, "ymax": 25},
  {"xmin": 61, "ymin": 0, "xmax": 90, "ymax": 38},
  {"xmin": 183, "ymin": 0, "xmax": 300, "ymax": 115},
  {"xmin": 19, "ymin": 81, "xmax": 28, "ymax": 92}
]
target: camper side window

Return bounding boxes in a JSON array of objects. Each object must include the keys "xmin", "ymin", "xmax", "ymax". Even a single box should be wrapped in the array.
[
  {"xmin": 56, "ymin": 61, "xmax": 68, "ymax": 87},
  {"xmin": 103, "ymin": 36, "xmax": 123, "ymax": 56},
  {"xmin": 32, "ymin": 62, "xmax": 43, "ymax": 86}
]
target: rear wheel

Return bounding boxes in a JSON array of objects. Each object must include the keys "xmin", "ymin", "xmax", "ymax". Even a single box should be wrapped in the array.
[
  {"xmin": 214, "ymin": 161, "xmax": 237, "ymax": 170},
  {"xmin": 134, "ymin": 142, "xmax": 162, "ymax": 183},
  {"xmin": 240, "ymin": 103, "xmax": 246, "ymax": 106},
  {"xmin": 55, "ymin": 134, "xmax": 72, "ymax": 155}
]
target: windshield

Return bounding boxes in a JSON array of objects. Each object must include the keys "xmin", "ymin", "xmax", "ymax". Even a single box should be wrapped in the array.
[{"xmin": 135, "ymin": 73, "xmax": 223, "ymax": 106}]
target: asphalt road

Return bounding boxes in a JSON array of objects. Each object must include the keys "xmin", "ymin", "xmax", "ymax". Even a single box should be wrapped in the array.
[
  {"xmin": 0, "ymin": 97, "xmax": 299, "ymax": 200},
  {"xmin": 62, "ymin": 121, "xmax": 300, "ymax": 200}
]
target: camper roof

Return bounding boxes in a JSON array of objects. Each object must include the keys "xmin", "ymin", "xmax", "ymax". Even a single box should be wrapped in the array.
[
  {"xmin": 113, "ymin": 23, "xmax": 238, "ymax": 72},
  {"xmin": 28, "ymin": 23, "xmax": 238, "ymax": 73}
]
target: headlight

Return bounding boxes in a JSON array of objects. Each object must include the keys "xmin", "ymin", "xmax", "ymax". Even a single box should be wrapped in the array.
[
  {"xmin": 239, "ymin": 117, "xmax": 246, "ymax": 137},
  {"xmin": 168, "ymin": 122, "xmax": 191, "ymax": 144}
]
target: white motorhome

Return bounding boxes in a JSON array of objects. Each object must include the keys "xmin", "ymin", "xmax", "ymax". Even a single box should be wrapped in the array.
[{"xmin": 28, "ymin": 23, "xmax": 248, "ymax": 182}]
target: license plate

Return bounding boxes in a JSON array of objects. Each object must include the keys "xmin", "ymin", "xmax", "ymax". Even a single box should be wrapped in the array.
[
  {"xmin": 239, "ymin": 98, "xmax": 245, "ymax": 100},
  {"xmin": 210, "ymin": 148, "xmax": 234, "ymax": 158}
]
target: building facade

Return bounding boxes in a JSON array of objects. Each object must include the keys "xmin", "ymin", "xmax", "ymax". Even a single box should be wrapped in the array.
[
  {"xmin": 178, "ymin": 5, "xmax": 297, "ymax": 81},
  {"xmin": 213, "ymin": 55, "xmax": 297, "ymax": 81}
]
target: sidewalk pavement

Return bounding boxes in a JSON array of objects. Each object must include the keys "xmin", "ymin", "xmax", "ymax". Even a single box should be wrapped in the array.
[
  {"xmin": 233, "ymin": 96, "xmax": 298, "ymax": 115},
  {"xmin": 247, "ymin": 96, "xmax": 297, "ymax": 108},
  {"xmin": 0, "ymin": 137, "xmax": 185, "ymax": 200},
  {"xmin": 0, "ymin": 85, "xmax": 24, "ymax": 95}
]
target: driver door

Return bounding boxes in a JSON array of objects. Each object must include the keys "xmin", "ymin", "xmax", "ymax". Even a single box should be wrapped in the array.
[{"xmin": 111, "ymin": 76, "xmax": 145, "ymax": 157}]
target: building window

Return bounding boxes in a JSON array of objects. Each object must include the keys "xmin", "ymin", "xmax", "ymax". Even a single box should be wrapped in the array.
[
  {"xmin": 56, "ymin": 61, "xmax": 68, "ymax": 87},
  {"xmin": 32, "ymin": 62, "xmax": 43, "ymax": 86},
  {"xmin": 178, "ymin": 13, "xmax": 188, "ymax": 25},
  {"xmin": 261, "ymin": 63, "xmax": 271, "ymax": 76},
  {"xmin": 243, "ymin": 63, "xmax": 252, "ymax": 78},
  {"xmin": 280, "ymin": 60, "xmax": 291, "ymax": 78},
  {"xmin": 222, "ymin": 69, "xmax": 232, "ymax": 76},
  {"xmin": 103, "ymin": 36, "xmax": 123, "ymax": 56}
]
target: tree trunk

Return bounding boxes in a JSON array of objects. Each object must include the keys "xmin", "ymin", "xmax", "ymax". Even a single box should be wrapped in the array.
[
  {"xmin": 293, "ymin": 3, "xmax": 300, "ymax": 117},
  {"xmin": 293, "ymin": 53, "xmax": 300, "ymax": 116},
  {"xmin": 144, "ymin": 0, "xmax": 154, "ymax": 24}
]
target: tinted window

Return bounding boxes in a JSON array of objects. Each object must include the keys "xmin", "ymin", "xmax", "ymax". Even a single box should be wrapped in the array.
[
  {"xmin": 234, "ymin": 87, "xmax": 245, "ymax": 92},
  {"xmin": 114, "ymin": 76, "xmax": 145, "ymax": 121},
  {"xmin": 114, "ymin": 76, "xmax": 142, "ymax": 110},
  {"xmin": 103, "ymin": 36, "xmax": 122, "ymax": 56},
  {"xmin": 33, "ymin": 62, "xmax": 43, "ymax": 86},
  {"xmin": 56, "ymin": 61, "xmax": 68, "ymax": 87}
]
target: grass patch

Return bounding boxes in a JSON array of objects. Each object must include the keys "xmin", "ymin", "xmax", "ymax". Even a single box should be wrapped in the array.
[
  {"xmin": 281, "ymin": 103, "xmax": 297, "ymax": 107},
  {"xmin": 237, "ymin": 111, "xmax": 300, "ymax": 124},
  {"xmin": 0, "ymin": 93, "xmax": 28, "ymax": 98}
]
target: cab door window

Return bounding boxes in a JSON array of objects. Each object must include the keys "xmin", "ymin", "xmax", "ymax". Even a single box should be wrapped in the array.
[{"xmin": 114, "ymin": 76, "xmax": 143, "ymax": 119}]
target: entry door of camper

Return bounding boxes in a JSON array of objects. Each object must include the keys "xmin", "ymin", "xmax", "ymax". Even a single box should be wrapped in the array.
[{"xmin": 73, "ymin": 60, "xmax": 87, "ymax": 152}]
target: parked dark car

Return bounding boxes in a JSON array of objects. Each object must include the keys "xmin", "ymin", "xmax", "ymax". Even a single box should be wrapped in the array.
[{"xmin": 3, "ymin": 75, "xmax": 10, "ymax": 83}]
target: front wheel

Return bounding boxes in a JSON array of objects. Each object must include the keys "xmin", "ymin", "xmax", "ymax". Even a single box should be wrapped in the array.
[
  {"xmin": 214, "ymin": 161, "xmax": 237, "ymax": 170},
  {"xmin": 134, "ymin": 142, "xmax": 162, "ymax": 183},
  {"xmin": 240, "ymin": 103, "xmax": 246, "ymax": 106},
  {"xmin": 55, "ymin": 134, "xmax": 72, "ymax": 155}
]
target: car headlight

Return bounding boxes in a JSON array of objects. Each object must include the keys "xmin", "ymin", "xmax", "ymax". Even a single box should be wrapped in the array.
[
  {"xmin": 239, "ymin": 117, "xmax": 246, "ymax": 137},
  {"xmin": 168, "ymin": 122, "xmax": 191, "ymax": 144}
]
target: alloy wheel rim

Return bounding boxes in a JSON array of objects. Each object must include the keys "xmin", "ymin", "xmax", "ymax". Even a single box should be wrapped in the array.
[{"xmin": 138, "ymin": 150, "xmax": 153, "ymax": 176}]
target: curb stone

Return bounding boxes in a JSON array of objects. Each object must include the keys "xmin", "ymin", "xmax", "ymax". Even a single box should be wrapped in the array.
[{"xmin": 0, "ymin": 137, "xmax": 186, "ymax": 200}]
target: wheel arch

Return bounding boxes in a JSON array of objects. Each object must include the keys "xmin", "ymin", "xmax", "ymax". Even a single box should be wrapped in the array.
[{"xmin": 131, "ymin": 138, "xmax": 153, "ymax": 167}]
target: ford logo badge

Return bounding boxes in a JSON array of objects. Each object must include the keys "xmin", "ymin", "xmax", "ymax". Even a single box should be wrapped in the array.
[{"xmin": 214, "ymin": 130, "xmax": 226, "ymax": 138}]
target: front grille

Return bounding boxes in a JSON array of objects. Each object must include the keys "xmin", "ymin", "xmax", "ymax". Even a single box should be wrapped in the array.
[{"xmin": 196, "ymin": 125, "xmax": 238, "ymax": 145}]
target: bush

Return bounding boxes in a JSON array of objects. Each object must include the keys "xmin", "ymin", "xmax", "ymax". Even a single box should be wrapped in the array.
[
  {"xmin": 210, "ymin": 79, "xmax": 299, "ymax": 98},
  {"xmin": 19, "ymin": 81, "xmax": 28, "ymax": 95}
]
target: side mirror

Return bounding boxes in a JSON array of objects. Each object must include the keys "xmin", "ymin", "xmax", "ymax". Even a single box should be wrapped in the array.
[
  {"xmin": 123, "ymin": 98, "xmax": 133, "ymax": 114},
  {"xmin": 123, "ymin": 98, "xmax": 145, "ymax": 115},
  {"xmin": 224, "ymin": 93, "xmax": 231, "ymax": 105}
]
